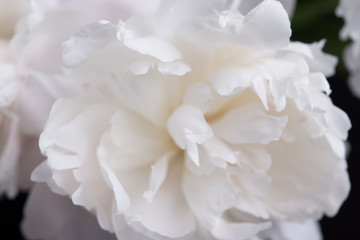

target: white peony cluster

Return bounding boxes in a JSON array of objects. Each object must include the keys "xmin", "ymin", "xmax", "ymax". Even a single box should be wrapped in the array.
[
  {"xmin": 337, "ymin": 0, "xmax": 360, "ymax": 97},
  {"xmin": 25, "ymin": 0, "xmax": 350, "ymax": 239},
  {"xmin": 0, "ymin": 0, "xmax": 352, "ymax": 239}
]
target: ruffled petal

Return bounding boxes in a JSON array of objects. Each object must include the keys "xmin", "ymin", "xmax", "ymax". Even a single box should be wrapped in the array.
[
  {"xmin": 239, "ymin": 0, "xmax": 291, "ymax": 49},
  {"xmin": 123, "ymin": 161, "xmax": 196, "ymax": 238},
  {"xmin": 183, "ymin": 169, "xmax": 237, "ymax": 230},
  {"xmin": 63, "ymin": 20, "xmax": 117, "ymax": 68},
  {"xmin": 97, "ymin": 110, "xmax": 173, "ymax": 170},
  {"xmin": 265, "ymin": 135, "xmax": 350, "ymax": 219},
  {"xmin": 122, "ymin": 35, "xmax": 182, "ymax": 62},
  {"xmin": 167, "ymin": 105, "xmax": 213, "ymax": 165},
  {"xmin": 208, "ymin": 67, "xmax": 258, "ymax": 96},
  {"xmin": 212, "ymin": 104, "xmax": 288, "ymax": 145},
  {"xmin": 143, "ymin": 151, "xmax": 173, "ymax": 203}
]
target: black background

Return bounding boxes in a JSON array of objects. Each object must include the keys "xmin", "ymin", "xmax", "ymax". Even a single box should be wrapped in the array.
[{"xmin": 1, "ymin": 0, "xmax": 359, "ymax": 239}]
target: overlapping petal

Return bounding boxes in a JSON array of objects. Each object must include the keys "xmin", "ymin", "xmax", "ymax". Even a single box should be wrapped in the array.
[{"xmin": 30, "ymin": 1, "xmax": 350, "ymax": 240}]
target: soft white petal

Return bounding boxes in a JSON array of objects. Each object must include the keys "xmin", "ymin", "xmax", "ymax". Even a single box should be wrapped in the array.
[
  {"xmin": 325, "ymin": 105, "xmax": 351, "ymax": 140},
  {"xmin": 0, "ymin": 64, "xmax": 18, "ymax": 107},
  {"xmin": 239, "ymin": 0, "xmax": 291, "ymax": 49},
  {"xmin": 185, "ymin": 146, "xmax": 215, "ymax": 176},
  {"xmin": 98, "ymin": 154, "xmax": 130, "ymax": 214},
  {"xmin": 265, "ymin": 135, "xmax": 350, "ymax": 219},
  {"xmin": 167, "ymin": 105, "xmax": 213, "ymax": 165},
  {"xmin": 157, "ymin": 61, "xmax": 191, "ymax": 76},
  {"xmin": 31, "ymin": 161, "xmax": 67, "ymax": 195},
  {"xmin": 183, "ymin": 82, "xmax": 213, "ymax": 113},
  {"xmin": 110, "ymin": 71, "xmax": 171, "ymax": 128},
  {"xmin": 143, "ymin": 153, "xmax": 170, "ymax": 203},
  {"xmin": 212, "ymin": 104, "xmax": 288, "ymax": 144},
  {"xmin": 126, "ymin": 61, "xmax": 153, "ymax": 75},
  {"xmin": 238, "ymin": 0, "xmax": 297, "ymax": 18},
  {"xmin": 123, "ymin": 162, "xmax": 196, "ymax": 238},
  {"xmin": 183, "ymin": 169, "xmax": 237, "ymax": 230},
  {"xmin": 252, "ymin": 77, "xmax": 269, "ymax": 110},
  {"xmin": 97, "ymin": 110, "xmax": 173, "ymax": 170},
  {"xmin": 123, "ymin": 35, "xmax": 182, "ymax": 62},
  {"xmin": 235, "ymin": 193, "xmax": 271, "ymax": 219},
  {"xmin": 202, "ymin": 137, "xmax": 237, "ymax": 167},
  {"xmin": 63, "ymin": 20, "xmax": 117, "ymax": 68},
  {"xmin": 208, "ymin": 67, "xmax": 259, "ymax": 96},
  {"xmin": 286, "ymin": 41, "xmax": 337, "ymax": 77}
]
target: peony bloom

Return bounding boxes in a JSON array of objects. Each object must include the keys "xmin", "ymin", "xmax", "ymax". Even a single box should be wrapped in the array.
[
  {"xmin": 33, "ymin": 0, "xmax": 350, "ymax": 239},
  {"xmin": 336, "ymin": 0, "xmax": 360, "ymax": 97},
  {"xmin": 0, "ymin": 0, "xmax": 160, "ymax": 198}
]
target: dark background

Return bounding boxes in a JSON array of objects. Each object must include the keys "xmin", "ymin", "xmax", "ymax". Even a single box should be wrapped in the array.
[{"xmin": 1, "ymin": 0, "xmax": 359, "ymax": 239}]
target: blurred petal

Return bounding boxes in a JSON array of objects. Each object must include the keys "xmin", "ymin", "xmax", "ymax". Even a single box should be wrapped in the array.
[{"xmin": 22, "ymin": 183, "xmax": 116, "ymax": 240}]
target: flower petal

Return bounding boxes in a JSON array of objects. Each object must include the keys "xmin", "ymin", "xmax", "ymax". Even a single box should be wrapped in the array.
[
  {"xmin": 157, "ymin": 61, "xmax": 191, "ymax": 76},
  {"xmin": 63, "ymin": 20, "xmax": 117, "ymax": 68},
  {"xmin": 98, "ymin": 153, "xmax": 130, "ymax": 214},
  {"xmin": 123, "ymin": 161, "xmax": 196, "ymax": 238},
  {"xmin": 111, "ymin": 71, "xmax": 172, "ymax": 128},
  {"xmin": 265, "ymin": 134, "xmax": 350, "ymax": 219},
  {"xmin": 240, "ymin": 0, "xmax": 291, "ymax": 49},
  {"xmin": 208, "ymin": 67, "xmax": 258, "ymax": 96},
  {"xmin": 167, "ymin": 105, "xmax": 213, "ymax": 165},
  {"xmin": 123, "ymin": 35, "xmax": 182, "ymax": 62},
  {"xmin": 183, "ymin": 82, "xmax": 213, "ymax": 113},
  {"xmin": 212, "ymin": 104, "xmax": 288, "ymax": 144},
  {"xmin": 143, "ymin": 151, "xmax": 174, "ymax": 203},
  {"xmin": 183, "ymin": 169, "xmax": 236, "ymax": 230},
  {"xmin": 97, "ymin": 110, "xmax": 173, "ymax": 171}
]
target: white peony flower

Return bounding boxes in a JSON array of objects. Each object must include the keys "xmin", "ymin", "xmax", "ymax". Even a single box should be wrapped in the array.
[
  {"xmin": 34, "ymin": 0, "xmax": 350, "ymax": 239},
  {"xmin": 336, "ymin": 0, "xmax": 360, "ymax": 97},
  {"xmin": 0, "ymin": 0, "xmax": 160, "ymax": 197}
]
